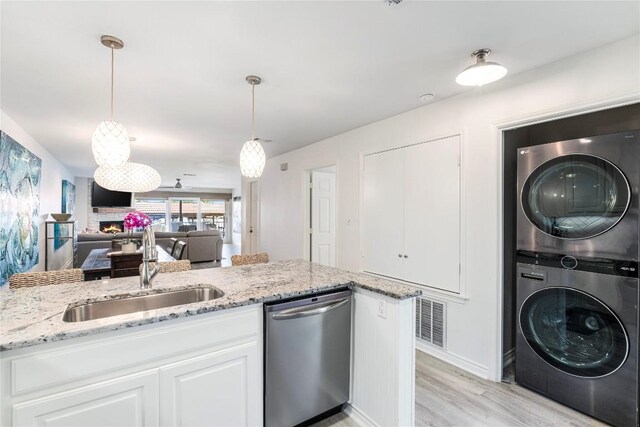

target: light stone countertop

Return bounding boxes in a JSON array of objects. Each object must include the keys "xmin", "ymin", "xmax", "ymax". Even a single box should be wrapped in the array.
[{"xmin": 0, "ymin": 260, "xmax": 420, "ymax": 351}]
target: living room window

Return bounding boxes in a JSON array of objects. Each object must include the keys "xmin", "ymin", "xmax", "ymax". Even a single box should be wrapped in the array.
[{"xmin": 134, "ymin": 197, "xmax": 227, "ymax": 234}]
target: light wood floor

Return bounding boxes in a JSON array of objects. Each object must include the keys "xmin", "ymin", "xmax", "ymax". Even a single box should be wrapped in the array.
[{"xmin": 313, "ymin": 351, "xmax": 607, "ymax": 427}]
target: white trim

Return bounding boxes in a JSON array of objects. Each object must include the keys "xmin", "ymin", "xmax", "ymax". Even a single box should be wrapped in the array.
[
  {"xmin": 493, "ymin": 92, "xmax": 640, "ymax": 383},
  {"xmin": 344, "ymin": 404, "xmax": 380, "ymax": 427},
  {"xmin": 416, "ymin": 340, "xmax": 490, "ymax": 380}
]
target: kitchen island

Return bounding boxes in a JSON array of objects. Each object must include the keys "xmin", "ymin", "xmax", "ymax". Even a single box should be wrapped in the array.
[{"xmin": 1, "ymin": 260, "xmax": 420, "ymax": 426}]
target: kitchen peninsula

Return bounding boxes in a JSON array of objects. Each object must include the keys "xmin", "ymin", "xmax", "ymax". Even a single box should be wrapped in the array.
[{"xmin": 1, "ymin": 260, "xmax": 420, "ymax": 426}]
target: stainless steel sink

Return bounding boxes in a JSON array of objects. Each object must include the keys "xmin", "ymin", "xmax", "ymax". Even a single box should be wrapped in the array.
[{"xmin": 62, "ymin": 286, "xmax": 225, "ymax": 322}]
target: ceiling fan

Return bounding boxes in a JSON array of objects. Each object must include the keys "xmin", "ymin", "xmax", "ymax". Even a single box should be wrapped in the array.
[{"xmin": 159, "ymin": 178, "xmax": 192, "ymax": 190}]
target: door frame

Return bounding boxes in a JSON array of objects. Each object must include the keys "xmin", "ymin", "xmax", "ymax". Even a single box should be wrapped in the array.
[
  {"xmin": 303, "ymin": 164, "xmax": 338, "ymax": 264},
  {"xmin": 493, "ymin": 92, "xmax": 640, "ymax": 382},
  {"xmin": 241, "ymin": 179, "xmax": 260, "ymax": 255}
]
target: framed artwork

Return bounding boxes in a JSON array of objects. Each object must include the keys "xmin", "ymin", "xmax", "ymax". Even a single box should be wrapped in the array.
[
  {"xmin": 0, "ymin": 131, "xmax": 42, "ymax": 287},
  {"xmin": 61, "ymin": 179, "xmax": 75, "ymax": 215}
]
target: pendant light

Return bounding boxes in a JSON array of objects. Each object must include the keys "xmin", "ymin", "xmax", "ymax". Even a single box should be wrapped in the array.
[
  {"xmin": 92, "ymin": 35, "xmax": 130, "ymax": 167},
  {"xmin": 94, "ymin": 162, "xmax": 161, "ymax": 193},
  {"xmin": 456, "ymin": 49, "xmax": 508, "ymax": 87},
  {"xmin": 239, "ymin": 75, "xmax": 266, "ymax": 178}
]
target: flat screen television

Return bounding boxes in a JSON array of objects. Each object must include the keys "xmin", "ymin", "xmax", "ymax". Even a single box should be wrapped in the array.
[{"xmin": 91, "ymin": 182, "xmax": 132, "ymax": 207}]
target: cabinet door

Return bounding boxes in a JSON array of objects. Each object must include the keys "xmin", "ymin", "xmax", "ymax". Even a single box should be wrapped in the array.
[
  {"xmin": 12, "ymin": 370, "xmax": 158, "ymax": 427},
  {"xmin": 402, "ymin": 136, "xmax": 460, "ymax": 292},
  {"xmin": 363, "ymin": 149, "xmax": 404, "ymax": 278},
  {"xmin": 159, "ymin": 341, "xmax": 260, "ymax": 427}
]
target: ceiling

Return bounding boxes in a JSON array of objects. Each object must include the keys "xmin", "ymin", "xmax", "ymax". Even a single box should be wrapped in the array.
[{"xmin": 2, "ymin": 1, "xmax": 638, "ymax": 190}]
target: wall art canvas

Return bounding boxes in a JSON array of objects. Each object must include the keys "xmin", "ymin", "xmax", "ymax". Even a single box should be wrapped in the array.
[
  {"xmin": 61, "ymin": 179, "xmax": 75, "ymax": 215},
  {"xmin": 0, "ymin": 131, "xmax": 42, "ymax": 287}
]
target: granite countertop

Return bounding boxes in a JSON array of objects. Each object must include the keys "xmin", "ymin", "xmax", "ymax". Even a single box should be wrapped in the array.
[{"xmin": 0, "ymin": 260, "xmax": 420, "ymax": 351}]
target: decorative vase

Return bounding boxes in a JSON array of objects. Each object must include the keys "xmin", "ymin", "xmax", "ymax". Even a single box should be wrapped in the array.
[{"xmin": 121, "ymin": 242, "xmax": 136, "ymax": 254}]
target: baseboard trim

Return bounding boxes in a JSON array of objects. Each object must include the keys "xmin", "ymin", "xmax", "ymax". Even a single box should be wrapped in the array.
[
  {"xmin": 416, "ymin": 340, "xmax": 490, "ymax": 380},
  {"xmin": 344, "ymin": 404, "xmax": 379, "ymax": 427},
  {"xmin": 503, "ymin": 347, "xmax": 516, "ymax": 368}
]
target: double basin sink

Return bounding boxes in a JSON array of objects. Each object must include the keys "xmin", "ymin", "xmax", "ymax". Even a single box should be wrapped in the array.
[{"xmin": 62, "ymin": 286, "xmax": 225, "ymax": 322}]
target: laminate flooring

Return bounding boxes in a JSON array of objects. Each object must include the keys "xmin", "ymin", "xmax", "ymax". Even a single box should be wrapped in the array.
[{"xmin": 313, "ymin": 351, "xmax": 607, "ymax": 427}]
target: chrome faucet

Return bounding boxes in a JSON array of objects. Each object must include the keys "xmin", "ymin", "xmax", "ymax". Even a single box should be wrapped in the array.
[{"xmin": 140, "ymin": 225, "xmax": 160, "ymax": 289}]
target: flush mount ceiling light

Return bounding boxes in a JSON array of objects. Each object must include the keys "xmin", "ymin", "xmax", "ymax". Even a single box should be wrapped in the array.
[
  {"xmin": 94, "ymin": 162, "xmax": 161, "ymax": 193},
  {"xmin": 239, "ymin": 75, "xmax": 266, "ymax": 179},
  {"xmin": 456, "ymin": 49, "xmax": 508, "ymax": 87},
  {"xmin": 92, "ymin": 35, "xmax": 130, "ymax": 167}
]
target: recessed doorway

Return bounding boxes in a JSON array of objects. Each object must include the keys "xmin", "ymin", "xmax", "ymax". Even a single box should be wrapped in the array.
[{"xmin": 305, "ymin": 166, "xmax": 337, "ymax": 267}]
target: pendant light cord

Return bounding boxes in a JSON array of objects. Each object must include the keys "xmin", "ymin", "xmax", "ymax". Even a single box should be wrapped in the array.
[
  {"xmin": 251, "ymin": 83, "xmax": 256, "ymax": 140},
  {"xmin": 110, "ymin": 45, "xmax": 115, "ymax": 121}
]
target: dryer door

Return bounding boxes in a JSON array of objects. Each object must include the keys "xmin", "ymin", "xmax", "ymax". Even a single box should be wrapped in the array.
[
  {"xmin": 519, "ymin": 287, "xmax": 629, "ymax": 377},
  {"xmin": 521, "ymin": 154, "xmax": 630, "ymax": 239}
]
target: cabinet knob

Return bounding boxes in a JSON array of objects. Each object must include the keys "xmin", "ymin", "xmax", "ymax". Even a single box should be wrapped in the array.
[
  {"xmin": 404, "ymin": 254, "xmax": 408, "ymax": 258},
  {"xmin": 398, "ymin": 254, "xmax": 402, "ymax": 258}
]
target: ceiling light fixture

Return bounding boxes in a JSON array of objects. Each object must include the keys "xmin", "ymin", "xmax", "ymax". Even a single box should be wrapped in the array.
[
  {"xmin": 456, "ymin": 49, "xmax": 508, "ymax": 87},
  {"xmin": 92, "ymin": 35, "xmax": 130, "ymax": 167},
  {"xmin": 94, "ymin": 162, "xmax": 161, "ymax": 193},
  {"xmin": 240, "ymin": 75, "xmax": 266, "ymax": 179}
]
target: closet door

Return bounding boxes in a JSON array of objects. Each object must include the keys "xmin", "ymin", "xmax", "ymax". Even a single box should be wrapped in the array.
[
  {"xmin": 363, "ymin": 149, "xmax": 404, "ymax": 278},
  {"xmin": 402, "ymin": 136, "xmax": 460, "ymax": 292}
]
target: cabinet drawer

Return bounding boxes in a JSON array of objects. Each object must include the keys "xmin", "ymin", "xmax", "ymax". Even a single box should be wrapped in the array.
[{"xmin": 7, "ymin": 306, "xmax": 260, "ymax": 395}]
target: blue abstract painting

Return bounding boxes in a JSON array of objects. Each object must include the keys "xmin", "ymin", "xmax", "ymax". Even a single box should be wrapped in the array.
[
  {"xmin": 0, "ymin": 131, "xmax": 42, "ymax": 287},
  {"xmin": 61, "ymin": 180, "xmax": 75, "ymax": 215}
]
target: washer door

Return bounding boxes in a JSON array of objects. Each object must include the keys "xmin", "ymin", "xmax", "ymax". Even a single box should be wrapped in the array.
[
  {"xmin": 522, "ymin": 154, "xmax": 630, "ymax": 239},
  {"xmin": 520, "ymin": 287, "xmax": 629, "ymax": 377}
]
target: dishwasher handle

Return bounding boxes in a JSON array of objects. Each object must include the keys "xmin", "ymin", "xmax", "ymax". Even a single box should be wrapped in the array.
[{"xmin": 272, "ymin": 298, "xmax": 350, "ymax": 320}]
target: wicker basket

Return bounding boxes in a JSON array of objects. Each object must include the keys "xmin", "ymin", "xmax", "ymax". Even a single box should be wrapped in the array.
[
  {"xmin": 231, "ymin": 253, "xmax": 269, "ymax": 266},
  {"xmin": 9, "ymin": 269, "xmax": 84, "ymax": 289}
]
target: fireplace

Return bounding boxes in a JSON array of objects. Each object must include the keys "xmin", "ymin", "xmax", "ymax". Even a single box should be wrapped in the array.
[{"xmin": 100, "ymin": 221, "xmax": 125, "ymax": 234}]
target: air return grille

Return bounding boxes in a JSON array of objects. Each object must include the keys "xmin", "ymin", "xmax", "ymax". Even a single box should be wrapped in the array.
[{"xmin": 416, "ymin": 297, "xmax": 446, "ymax": 349}]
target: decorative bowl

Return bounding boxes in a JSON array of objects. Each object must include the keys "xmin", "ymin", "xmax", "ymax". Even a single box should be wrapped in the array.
[{"xmin": 51, "ymin": 213, "xmax": 72, "ymax": 221}]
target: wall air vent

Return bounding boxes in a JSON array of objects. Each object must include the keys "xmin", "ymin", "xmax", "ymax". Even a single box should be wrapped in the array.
[{"xmin": 415, "ymin": 297, "xmax": 446, "ymax": 349}]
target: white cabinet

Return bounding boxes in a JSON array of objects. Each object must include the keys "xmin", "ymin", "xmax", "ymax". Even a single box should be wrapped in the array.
[
  {"xmin": 159, "ymin": 342, "xmax": 260, "ymax": 427},
  {"xmin": 13, "ymin": 371, "xmax": 159, "ymax": 427},
  {"xmin": 2, "ymin": 306, "xmax": 262, "ymax": 427},
  {"xmin": 363, "ymin": 148, "xmax": 405, "ymax": 279},
  {"xmin": 363, "ymin": 135, "xmax": 461, "ymax": 293}
]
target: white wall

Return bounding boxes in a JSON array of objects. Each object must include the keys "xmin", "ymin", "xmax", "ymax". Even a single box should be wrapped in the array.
[
  {"xmin": 257, "ymin": 36, "xmax": 640, "ymax": 380},
  {"xmin": 1, "ymin": 111, "xmax": 76, "ymax": 277}
]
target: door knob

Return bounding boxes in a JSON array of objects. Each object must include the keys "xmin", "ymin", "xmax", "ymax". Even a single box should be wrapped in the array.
[
  {"xmin": 404, "ymin": 254, "xmax": 408, "ymax": 258},
  {"xmin": 398, "ymin": 254, "xmax": 402, "ymax": 258}
]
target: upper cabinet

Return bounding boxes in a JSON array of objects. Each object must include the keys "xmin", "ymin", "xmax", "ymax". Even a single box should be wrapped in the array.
[{"xmin": 363, "ymin": 135, "xmax": 461, "ymax": 294}]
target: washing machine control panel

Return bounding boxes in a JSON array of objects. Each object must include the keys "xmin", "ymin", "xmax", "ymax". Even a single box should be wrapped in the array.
[{"xmin": 517, "ymin": 250, "xmax": 638, "ymax": 278}]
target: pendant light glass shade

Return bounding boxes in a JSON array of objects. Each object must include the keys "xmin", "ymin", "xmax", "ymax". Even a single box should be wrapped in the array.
[
  {"xmin": 92, "ymin": 120, "xmax": 130, "ymax": 167},
  {"xmin": 456, "ymin": 49, "xmax": 507, "ymax": 87},
  {"xmin": 94, "ymin": 162, "xmax": 161, "ymax": 193},
  {"xmin": 240, "ymin": 139, "xmax": 266, "ymax": 178}
]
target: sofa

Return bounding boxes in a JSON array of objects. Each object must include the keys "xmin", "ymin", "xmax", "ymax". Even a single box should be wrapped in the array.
[{"xmin": 76, "ymin": 230, "xmax": 223, "ymax": 267}]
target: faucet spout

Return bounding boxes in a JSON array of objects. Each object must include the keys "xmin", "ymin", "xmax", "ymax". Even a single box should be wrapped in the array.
[{"xmin": 140, "ymin": 225, "xmax": 160, "ymax": 289}]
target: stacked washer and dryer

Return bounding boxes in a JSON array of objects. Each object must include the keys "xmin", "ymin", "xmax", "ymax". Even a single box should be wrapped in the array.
[{"xmin": 515, "ymin": 130, "xmax": 639, "ymax": 426}]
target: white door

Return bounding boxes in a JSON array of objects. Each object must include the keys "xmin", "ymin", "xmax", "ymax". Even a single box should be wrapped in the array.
[
  {"xmin": 311, "ymin": 170, "xmax": 336, "ymax": 266},
  {"xmin": 13, "ymin": 371, "xmax": 159, "ymax": 427},
  {"xmin": 363, "ymin": 149, "xmax": 404, "ymax": 278},
  {"xmin": 402, "ymin": 135, "xmax": 460, "ymax": 292},
  {"xmin": 159, "ymin": 342, "xmax": 260, "ymax": 427},
  {"xmin": 249, "ymin": 181, "xmax": 259, "ymax": 254}
]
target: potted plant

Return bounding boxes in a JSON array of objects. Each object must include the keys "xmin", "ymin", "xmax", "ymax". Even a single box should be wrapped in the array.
[{"xmin": 122, "ymin": 211, "xmax": 152, "ymax": 253}]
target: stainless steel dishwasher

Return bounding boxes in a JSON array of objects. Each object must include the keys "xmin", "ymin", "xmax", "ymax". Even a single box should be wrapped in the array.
[{"xmin": 264, "ymin": 289, "xmax": 352, "ymax": 427}]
